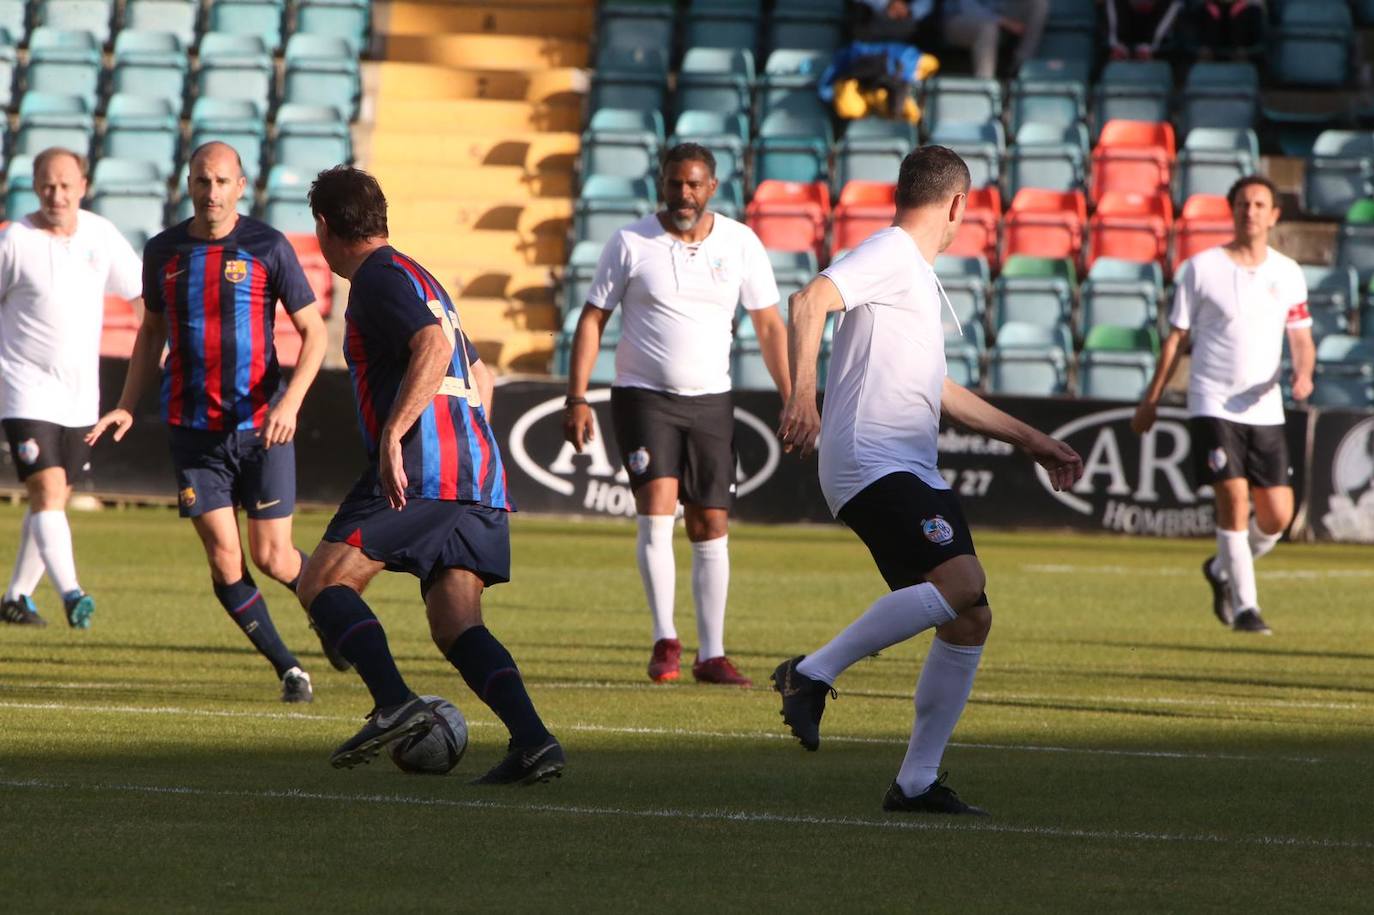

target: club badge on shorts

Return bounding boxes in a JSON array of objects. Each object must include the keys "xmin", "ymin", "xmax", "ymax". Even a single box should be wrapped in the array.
[
  {"xmin": 922, "ymin": 515, "xmax": 955, "ymax": 546},
  {"xmin": 627, "ymin": 447, "xmax": 651, "ymax": 476},
  {"xmin": 179, "ymin": 486, "xmax": 197, "ymax": 508},
  {"xmin": 1208, "ymin": 447, "xmax": 1228, "ymax": 473},
  {"xmin": 223, "ymin": 259, "xmax": 248, "ymax": 283},
  {"xmin": 15, "ymin": 439, "xmax": 39, "ymax": 465}
]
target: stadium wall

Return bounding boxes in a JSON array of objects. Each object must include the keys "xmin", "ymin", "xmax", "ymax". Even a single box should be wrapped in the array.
[{"xmin": 3, "ymin": 364, "xmax": 1370, "ymax": 544}]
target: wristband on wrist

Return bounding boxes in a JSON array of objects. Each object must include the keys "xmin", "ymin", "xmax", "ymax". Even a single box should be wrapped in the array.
[{"xmin": 565, "ymin": 396, "xmax": 588, "ymax": 407}]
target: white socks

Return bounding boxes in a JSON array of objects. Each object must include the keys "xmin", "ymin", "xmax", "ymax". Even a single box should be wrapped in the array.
[
  {"xmin": 5, "ymin": 510, "xmax": 46, "ymax": 601},
  {"xmin": 691, "ymin": 535, "xmax": 729, "ymax": 660},
  {"xmin": 1216, "ymin": 528, "xmax": 1257, "ymax": 611},
  {"xmin": 636, "ymin": 515, "xmax": 677, "ymax": 641},
  {"xmin": 31, "ymin": 510, "xmax": 80, "ymax": 596},
  {"xmin": 797, "ymin": 582, "xmax": 957, "ymax": 685},
  {"xmin": 1248, "ymin": 516, "xmax": 1281, "ymax": 561},
  {"xmin": 896, "ymin": 638, "xmax": 984, "ymax": 796}
]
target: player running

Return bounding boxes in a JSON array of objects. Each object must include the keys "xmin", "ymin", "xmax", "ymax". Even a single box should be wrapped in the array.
[
  {"xmin": 296, "ymin": 166, "xmax": 563, "ymax": 785},
  {"xmin": 1133, "ymin": 174, "xmax": 1316, "ymax": 635},
  {"xmin": 0, "ymin": 148, "xmax": 143, "ymax": 628},
  {"xmin": 563, "ymin": 142, "xmax": 788, "ymax": 687},
  {"xmin": 772, "ymin": 146, "xmax": 1083, "ymax": 815},
  {"xmin": 89, "ymin": 142, "xmax": 330, "ymax": 701}
]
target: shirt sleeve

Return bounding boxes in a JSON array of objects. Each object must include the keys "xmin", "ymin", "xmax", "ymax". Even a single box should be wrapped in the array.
[
  {"xmin": 1168, "ymin": 259, "xmax": 1194, "ymax": 331},
  {"xmin": 141, "ymin": 241, "xmax": 166, "ymax": 314},
  {"xmin": 1283, "ymin": 262, "xmax": 1312, "ymax": 329},
  {"xmin": 104, "ymin": 222, "xmax": 144, "ymax": 299},
  {"xmin": 738, "ymin": 227, "xmax": 781, "ymax": 311},
  {"xmin": 585, "ymin": 232, "xmax": 630, "ymax": 312},
  {"xmin": 819, "ymin": 232, "xmax": 915, "ymax": 311},
  {"xmin": 366, "ymin": 264, "xmax": 443, "ymax": 354},
  {"xmin": 269, "ymin": 234, "xmax": 317, "ymax": 314}
]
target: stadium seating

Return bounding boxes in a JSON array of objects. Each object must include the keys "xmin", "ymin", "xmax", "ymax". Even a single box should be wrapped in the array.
[
  {"xmin": 753, "ymin": 112, "xmax": 830, "ymax": 186},
  {"xmin": 1269, "ymin": 0, "xmax": 1352, "ymax": 88},
  {"xmin": 36, "ymin": 0, "xmax": 115, "ymax": 46},
  {"xmin": 923, "ymin": 77, "xmax": 1002, "ymax": 137},
  {"xmin": 1303, "ymin": 264, "xmax": 1359, "ymax": 337},
  {"xmin": 273, "ymin": 104, "xmax": 352, "ymax": 173},
  {"xmin": 1078, "ymin": 325, "xmax": 1156, "ymax": 401},
  {"xmin": 296, "ymin": 0, "xmax": 370, "ymax": 55},
  {"xmin": 928, "ymin": 121, "xmax": 1002, "ymax": 190},
  {"xmin": 675, "ymin": 47, "xmax": 752, "ymax": 117},
  {"xmin": 746, "ymin": 180, "xmax": 829, "ymax": 261},
  {"xmin": 1092, "ymin": 61, "xmax": 1171, "ymax": 139},
  {"xmin": 1335, "ymin": 198, "xmax": 1374, "ymax": 287},
  {"xmin": 122, "ymin": 0, "xmax": 198, "ymax": 50},
  {"xmin": 1175, "ymin": 128, "xmax": 1257, "ymax": 205},
  {"xmin": 988, "ymin": 322, "xmax": 1070, "ymax": 396},
  {"xmin": 831, "ymin": 181, "xmax": 893, "ymax": 252},
  {"xmin": 0, "ymin": 0, "xmax": 28, "ymax": 45},
  {"xmin": 833, "ymin": 119, "xmax": 914, "ymax": 192},
  {"xmin": 1002, "ymin": 188, "xmax": 1086, "ymax": 263},
  {"xmin": 1080, "ymin": 258, "xmax": 1161, "ymax": 338},
  {"xmin": 1305, "ymin": 131, "xmax": 1374, "ymax": 218},
  {"xmin": 581, "ymin": 109, "xmax": 660, "ymax": 182},
  {"xmin": 1008, "ymin": 58, "xmax": 1088, "ymax": 138},
  {"xmin": 945, "ymin": 186, "xmax": 1001, "ymax": 267},
  {"xmin": 935, "ymin": 254, "xmax": 990, "ymax": 333},
  {"xmin": 1087, "ymin": 191, "xmax": 1171, "ymax": 270},
  {"xmin": 283, "ymin": 33, "xmax": 362, "ymax": 119},
  {"xmin": 993, "ymin": 255, "xmax": 1075, "ymax": 342},
  {"xmin": 1177, "ymin": 62, "xmax": 1259, "ymax": 138},
  {"xmin": 110, "ymin": 30, "xmax": 189, "ymax": 107},
  {"xmin": 15, "ymin": 91, "xmax": 94, "ymax": 157},
  {"xmin": 1004, "ymin": 135, "xmax": 1084, "ymax": 200},
  {"xmin": 24, "ymin": 28, "xmax": 101, "ymax": 113},
  {"xmin": 189, "ymin": 97, "xmax": 266, "ymax": 181},
  {"xmin": 1172, "ymin": 194, "xmax": 1233, "ymax": 272},
  {"xmin": 195, "ymin": 33, "xmax": 274, "ymax": 119},
  {"xmin": 574, "ymin": 175, "xmax": 655, "ymax": 244},
  {"xmin": 1091, "ymin": 120, "xmax": 1175, "ymax": 205}
]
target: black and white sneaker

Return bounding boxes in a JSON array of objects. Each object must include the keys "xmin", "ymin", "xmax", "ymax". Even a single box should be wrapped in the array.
[
  {"xmin": 882, "ymin": 773, "xmax": 989, "ymax": 816},
  {"xmin": 310, "ymin": 620, "xmax": 353, "ymax": 672},
  {"xmin": 770, "ymin": 655, "xmax": 836, "ymax": 752},
  {"xmin": 1231, "ymin": 608, "xmax": 1272, "ymax": 635},
  {"xmin": 1201, "ymin": 555, "xmax": 1233, "ymax": 626},
  {"xmin": 330, "ymin": 694, "xmax": 436, "ymax": 769},
  {"xmin": 471, "ymin": 735, "xmax": 566, "ymax": 786},
  {"xmin": 280, "ymin": 666, "xmax": 314, "ymax": 703},
  {"xmin": 1, "ymin": 595, "xmax": 47, "ymax": 627}
]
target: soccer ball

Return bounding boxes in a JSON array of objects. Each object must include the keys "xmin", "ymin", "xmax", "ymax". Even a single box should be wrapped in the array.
[{"xmin": 388, "ymin": 696, "xmax": 468, "ymax": 775}]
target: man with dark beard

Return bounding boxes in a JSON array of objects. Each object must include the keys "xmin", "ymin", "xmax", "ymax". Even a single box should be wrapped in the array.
[{"xmin": 562, "ymin": 143, "xmax": 788, "ymax": 687}]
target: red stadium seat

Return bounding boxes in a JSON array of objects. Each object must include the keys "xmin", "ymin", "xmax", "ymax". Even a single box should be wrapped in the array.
[
  {"xmin": 1086, "ymin": 190, "xmax": 1172, "ymax": 270},
  {"xmin": 274, "ymin": 306, "xmax": 303, "ymax": 368},
  {"xmin": 99, "ymin": 296, "xmax": 139, "ymax": 359},
  {"xmin": 287, "ymin": 233, "xmax": 334, "ymax": 318},
  {"xmin": 1091, "ymin": 119, "xmax": 1176, "ymax": 205},
  {"xmin": 946, "ymin": 186, "xmax": 1001, "ymax": 268},
  {"xmin": 1003, "ymin": 188, "xmax": 1087, "ymax": 263},
  {"xmin": 747, "ymin": 180, "xmax": 830, "ymax": 261},
  {"xmin": 1172, "ymin": 193, "xmax": 1233, "ymax": 271},
  {"xmin": 832, "ymin": 181, "xmax": 895, "ymax": 251}
]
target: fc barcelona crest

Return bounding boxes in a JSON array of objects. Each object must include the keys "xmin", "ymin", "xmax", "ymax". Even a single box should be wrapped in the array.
[{"xmin": 224, "ymin": 259, "xmax": 248, "ymax": 283}]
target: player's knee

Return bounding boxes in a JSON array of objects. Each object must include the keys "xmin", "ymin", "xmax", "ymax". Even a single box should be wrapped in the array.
[
  {"xmin": 931, "ymin": 561, "xmax": 986, "ymax": 613},
  {"xmin": 249, "ymin": 541, "xmax": 291, "ymax": 581}
]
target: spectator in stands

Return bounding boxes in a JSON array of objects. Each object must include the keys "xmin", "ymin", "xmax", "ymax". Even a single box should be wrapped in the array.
[
  {"xmin": 941, "ymin": 0, "xmax": 1048, "ymax": 79},
  {"xmin": 851, "ymin": 0, "xmax": 930, "ymax": 44},
  {"xmin": 0, "ymin": 148, "xmax": 143, "ymax": 629},
  {"xmin": 1195, "ymin": 0, "xmax": 1265, "ymax": 58},
  {"xmin": 1106, "ymin": 0, "xmax": 1184, "ymax": 61},
  {"xmin": 821, "ymin": 40, "xmax": 941, "ymax": 122},
  {"xmin": 563, "ymin": 143, "xmax": 789, "ymax": 688}
]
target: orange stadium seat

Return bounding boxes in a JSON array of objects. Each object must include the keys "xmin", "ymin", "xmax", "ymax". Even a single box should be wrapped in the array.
[
  {"xmin": 831, "ymin": 180, "xmax": 895, "ymax": 251},
  {"xmin": 1087, "ymin": 191, "xmax": 1172, "ymax": 270},
  {"xmin": 274, "ymin": 306, "xmax": 303, "ymax": 368},
  {"xmin": 946, "ymin": 186, "xmax": 1001, "ymax": 268},
  {"xmin": 1172, "ymin": 193, "xmax": 1233, "ymax": 271},
  {"xmin": 746, "ymin": 180, "xmax": 830, "ymax": 261},
  {"xmin": 100, "ymin": 295, "xmax": 139, "ymax": 359},
  {"xmin": 1090, "ymin": 120, "xmax": 1176, "ymax": 205},
  {"xmin": 1003, "ymin": 188, "xmax": 1086, "ymax": 263}
]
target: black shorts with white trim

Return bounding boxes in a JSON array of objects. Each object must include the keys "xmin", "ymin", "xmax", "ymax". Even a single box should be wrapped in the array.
[
  {"xmin": 609, "ymin": 385, "xmax": 736, "ymax": 508},
  {"xmin": 838, "ymin": 471, "xmax": 981, "ymax": 592},
  {"xmin": 1188, "ymin": 417, "xmax": 1291, "ymax": 489}
]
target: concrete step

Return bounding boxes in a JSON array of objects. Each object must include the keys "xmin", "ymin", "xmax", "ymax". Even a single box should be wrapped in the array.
[
  {"xmin": 366, "ymin": 130, "xmax": 579, "ymax": 172},
  {"xmin": 381, "ymin": 2, "xmax": 594, "ymax": 39},
  {"xmin": 375, "ymin": 63, "xmax": 587, "ymax": 105},
  {"xmin": 389, "ymin": 230, "xmax": 567, "ymax": 268},
  {"xmin": 373, "ymin": 164, "xmax": 573, "ymax": 199},
  {"xmin": 382, "ymin": 33, "xmax": 588, "ymax": 69},
  {"xmin": 472, "ymin": 329, "xmax": 557, "ymax": 374},
  {"xmin": 387, "ymin": 198, "xmax": 571, "ymax": 236},
  {"xmin": 372, "ymin": 98, "xmax": 582, "ymax": 133}
]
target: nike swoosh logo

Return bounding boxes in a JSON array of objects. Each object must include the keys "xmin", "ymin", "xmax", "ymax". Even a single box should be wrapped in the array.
[
  {"xmin": 165, "ymin": 268, "xmax": 187, "ymax": 280},
  {"xmin": 375, "ymin": 703, "xmax": 424, "ymax": 728},
  {"xmin": 254, "ymin": 499, "xmax": 282, "ymax": 510}
]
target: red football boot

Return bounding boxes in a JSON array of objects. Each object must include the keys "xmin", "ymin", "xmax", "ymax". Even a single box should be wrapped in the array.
[
  {"xmin": 648, "ymin": 638, "xmax": 682, "ymax": 682},
  {"xmin": 691, "ymin": 655, "xmax": 752, "ymax": 687}
]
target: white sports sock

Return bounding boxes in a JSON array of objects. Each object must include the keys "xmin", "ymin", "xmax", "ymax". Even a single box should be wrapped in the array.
[
  {"xmin": 31, "ymin": 510, "xmax": 79, "ymax": 596},
  {"xmin": 1217, "ymin": 528, "xmax": 1257, "ymax": 611},
  {"xmin": 5, "ymin": 510, "xmax": 46, "ymax": 601},
  {"xmin": 896, "ymin": 638, "xmax": 984, "ymax": 796},
  {"xmin": 636, "ymin": 515, "xmax": 676, "ymax": 641},
  {"xmin": 691, "ymin": 535, "xmax": 729, "ymax": 660},
  {"xmin": 1248, "ymin": 516, "xmax": 1281, "ymax": 562},
  {"xmin": 797, "ymin": 582, "xmax": 957, "ymax": 685}
]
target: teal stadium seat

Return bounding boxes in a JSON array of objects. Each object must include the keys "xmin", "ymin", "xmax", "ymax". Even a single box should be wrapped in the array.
[
  {"xmin": 110, "ymin": 30, "xmax": 189, "ymax": 107},
  {"xmin": 670, "ymin": 110, "xmax": 747, "ymax": 183},
  {"xmin": 1080, "ymin": 258, "xmax": 1161, "ymax": 337},
  {"xmin": 295, "ymin": 0, "xmax": 370, "ymax": 55},
  {"xmin": 935, "ymin": 254, "xmax": 990, "ymax": 331},
  {"xmin": 1314, "ymin": 335, "xmax": 1374, "ymax": 405},
  {"xmin": 1175, "ymin": 128, "xmax": 1258, "ymax": 206},
  {"xmin": 1009, "ymin": 57, "xmax": 1088, "ymax": 137},
  {"xmin": 923, "ymin": 77, "xmax": 1002, "ymax": 137},
  {"xmin": 4, "ymin": 187, "xmax": 40, "ymax": 221},
  {"xmin": 928, "ymin": 121, "xmax": 1002, "ymax": 190},
  {"xmin": 552, "ymin": 306, "xmax": 620, "ymax": 382},
  {"xmin": 768, "ymin": 1, "xmax": 845, "ymax": 54},
  {"xmin": 122, "ymin": 0, "xmax": 200, "ymax": 50},
  {"xmin": 1178, "ymin": 62, "xmax": 1259, "ymax": 137},
  {"xmin": 273, "ymin": 104, "xmax": 352, "ymax": 173},
  {"xmin": 92, "ymin": 157, "xmax": 164, "ymax": 194},
  {"xmin": 1270, "ymin": 1, "xmax": 1352, "ymax": 88},
  {"xmin": 208, "ymin": 0, "xmax": 284, "ymax": 53},
  {"xmin": 1092, "ymin": 61, "xmax": 1171, "ymax": 139},
  {"xmin": 36, "ymin": 0, "xmax": 114, "ymax": 47},
  {"xmin": 1336, "ymin": 202, "xmax": 1374, "ymax": 287},
  {"xmin": 102, "ymin": 95, "xmax": 180, "ymax": 177},
  {"xmin": 753, "ymin": 111, "xmax": 830, "ymax": 186},
  {"xmin": 988, "ymin": 323, "xmax": 1070, "ymax": 396},
  {"xmin": 1078, "ymin": 351, "xmax": 1154, "ymax": 400},
  {"xmin": 0, "ymin": 0, "xmax": 28, "ymax": 45},
  {"xmin": 685, "ymin": 10, "xmax": 759, "ymax": 53},
  {"xmin": 91, "ymin": 188, "xmax": 166, "ymax": 247},
  {"xmin": 833, "ymin": 118, "xmax": 915, "ymax": 192},
  {"xmin": 0, "ymin": 43, "xmax": 15, "ymax": 110},
  {"xmin": 24, "ymin": 28, "xmax": 102, "ymax": 112},
  {"xmin": 195, "ymin": 33, "xmax": 273, "ymax": 119},
  {"xmin": 1305, "ymin": 131, "xmax": 1374, "ymax": 218},
  {"xmin": 1005, "ymin": 138, "xmax": 1084, "ymax": 199},
  {"xmin": 189, "ymin": 97, "xmax": 265, "ymax": 181},
  {"xmin": 1309, "ymin": 376, "xmax": 1374, "ymax": 406},
  {"xmin": 581, "ymin": 109, "xmax": 661, "ymax": 182},
  {"xmin": 675, "ymin": 47, "xmax": 753, "ymax": 118},
  {"xmin": 945, "ymin": 338, "xmax": 982, "ymax": 388},
  {"xmin": 1302, "ymin": 264, "xmax": 1358, "ymax": 338},
  {"xmin": 283, "ymin": 34, "xmax": 361, "ymax": 120},
  {"xmin": 575, "ymin": 175, "xmax": 655, "ymax": 244},
  {"xmin": 597, "ymin": 5, "xmax": 674, "ymax": 53},
  {"xmin": 760, "ymin": 48, "xmax": 829, "ymax": 92},
  {"xmin": 562, "ymin": 240, "xmax": 605, "ymax": 316},
  {"xmin": 16, "ymin": 91, "xmax": 94, "ymax": 157}
]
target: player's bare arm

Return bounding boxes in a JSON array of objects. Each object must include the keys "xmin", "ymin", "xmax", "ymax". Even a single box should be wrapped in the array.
[
  {"xmin": 262, "ymin": 302, "xmax": 327, "ymax": 449},
  {"xmin": 1288, "ymin": 324, "xmax": 1316, "ymax": 402},
  {"xmin": 749, "ymin": 303, "xmax": 792, "ymax": 403},
  {"xmin": 470, "ymin": 356, "xmax": 495, "ymax": 422},
  {"xmin": 778, "ymin": 275, "xmax": 845, "ymax": 456},
  {"xmin": 379, "ymin": 324, "xmax": 455, "ymax": 510},
  {"xmin": 941, "ymin": 378, "xmax": 1084, "ymax": 491},
  {"xmin": 86, "ymin": 308, "xmax": 167, "ymax": 445},
  {"xmin": 562, "ymin": 303, "xmax": 611, "ymax": 452},
  {"xmin": 1131, "ymin": 325, "xmax": 1189, "ymax": 435}
]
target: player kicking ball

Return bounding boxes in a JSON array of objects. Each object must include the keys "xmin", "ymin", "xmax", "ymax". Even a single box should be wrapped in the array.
[
  {"xmin": 296, "ymin": 167, "xmax": 563, "ymax": 785},
  {"xmin": 773, "ymin": 147, "xmax": 1083, "ymax": 815}
]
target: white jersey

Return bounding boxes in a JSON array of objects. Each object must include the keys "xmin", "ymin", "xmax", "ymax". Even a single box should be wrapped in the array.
[
  {"xmin": 586, "ymin": 212, "xmax": 780, "ymax": 395},
  {"xmin": 816, "ymin": 227, "xmax": 949, "ymax": 516},
  {"xmin": 1170, "ymin": 245, "xmax": 1311, "ymax": 426},
  {"xmin": 0, "ymin": 211, "xmax": 143, "ymax": 426}
]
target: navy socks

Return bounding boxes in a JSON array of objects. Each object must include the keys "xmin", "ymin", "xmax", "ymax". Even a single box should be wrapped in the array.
[
  {"xmin": 284, "ymin": 549, "xmax": 309, "ymax": 593},
  {"xmin": 446, "ymin": 626, "xmax": 549, "ymax": 748},
  {"xmin": 308, "ymin": 585, "xmax": 411, "ymax": 708},
  {"xmin": 213, "ymin": 575, "xmax": 299, "ymax": 678}
]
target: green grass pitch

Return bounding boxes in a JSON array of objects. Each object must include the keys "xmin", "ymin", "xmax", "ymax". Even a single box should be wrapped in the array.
[{"xmin": 1, "ymin": 504, "xmax": 1371, "ymax": 912}]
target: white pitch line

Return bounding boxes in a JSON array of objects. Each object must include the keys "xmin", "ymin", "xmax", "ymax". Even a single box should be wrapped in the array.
[
  {"xmin": 0, "ymin": 777, "xmax": 1367, "ymax": 851},
  {"xmin": 0, "ymin": 699, "xmax": 1327, "ymax": 764},
  {"xmin": 1021, "ymin": 563, "xmax": 1374, "ymax": 580}
]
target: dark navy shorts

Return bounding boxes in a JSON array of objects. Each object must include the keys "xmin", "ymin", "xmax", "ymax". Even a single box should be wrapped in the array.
[
  {"xmin": 168, "ymin": 426, "xmax": 296, "ymax": 520},
  {"xmin": 838, "ymin": 472, "xmax": 981, "ymax": 596},
  {"xmin": 3, "ymin": 418, "xmax": 93, "ymax": 482},
  {"xmin": 322, "ymin": 476, "xmax": 511, "ymax": 590}
]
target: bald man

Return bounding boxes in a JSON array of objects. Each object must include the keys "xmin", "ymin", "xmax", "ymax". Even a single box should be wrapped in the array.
[
  {"xmin": 90, "ymin": 142, "xmax": 332, "ymax": 702},
  {"xmin": 1, "ymin": 148, "xmax": 143, "ymax": 629}
]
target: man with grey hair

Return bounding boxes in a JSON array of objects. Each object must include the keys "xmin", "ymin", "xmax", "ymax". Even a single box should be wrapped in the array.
[{"xmin": 0, "ymin": 147, "xmax": 143, "ymax": 628}]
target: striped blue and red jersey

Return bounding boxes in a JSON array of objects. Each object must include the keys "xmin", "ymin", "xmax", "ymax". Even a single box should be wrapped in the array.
[
  {"xmin": 343, "ymin": 246, "xmax": 511, "ymax": 509},
  {"xmin": 142, "ymin": 217, "xmax": 315, "ymax": 431}
]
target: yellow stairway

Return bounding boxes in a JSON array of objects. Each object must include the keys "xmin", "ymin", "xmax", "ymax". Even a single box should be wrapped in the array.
[{"xmin": 363, "ymin": 0, "xmax": 593, "ymax": 373}]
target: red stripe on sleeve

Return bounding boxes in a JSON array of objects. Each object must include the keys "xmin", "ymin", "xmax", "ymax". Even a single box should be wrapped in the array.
[{"xmin": 202, "ymin": 246, "xmax": 224, "ymax": 431}]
